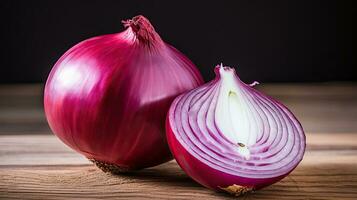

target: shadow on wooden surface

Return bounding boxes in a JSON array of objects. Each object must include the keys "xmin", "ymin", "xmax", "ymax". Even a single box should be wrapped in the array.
[
  {"xmin": 1, "ymin": 132, "xmax": 357, "ymax": 199},
  {"xmin": 2, "ymin": 162, "xmax": 357, "ymax": 199}
]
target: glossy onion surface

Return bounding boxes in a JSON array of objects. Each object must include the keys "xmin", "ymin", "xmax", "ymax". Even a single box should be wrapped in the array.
[
  {"xmin": 44, "ymin": 15, "xmax": 203, "ymax": 171},
  {"xmin": 167, "ymin": 65, "xmax": 305, "ymax": 195}
]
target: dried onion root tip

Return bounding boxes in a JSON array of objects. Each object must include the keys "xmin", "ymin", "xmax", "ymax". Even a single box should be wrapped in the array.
[
  {"xmin": 89, "ymin": 159, "xmax": 130, "ymax": 174},
  {"xmin": 166, "ymin": 64, "xmax": 306, "ymax": 196},
  {"xmin": 219, "ymin": 184, "xmax": 254, "ymax": 196}
]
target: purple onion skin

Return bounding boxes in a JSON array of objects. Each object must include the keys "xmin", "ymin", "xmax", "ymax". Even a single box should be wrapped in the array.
[
  {"xmin": 167, "ymin": 118, "xmax": 290, "ymax": 190},
  {"xmin": 44, "ymin": 15, "xmax": 203, "ymax": 170}
]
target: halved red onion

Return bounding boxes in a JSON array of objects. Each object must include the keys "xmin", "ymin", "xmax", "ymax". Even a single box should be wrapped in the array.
[{"xmin": 166, "ymin": 64, "xmax": 306, "ymax": 196}]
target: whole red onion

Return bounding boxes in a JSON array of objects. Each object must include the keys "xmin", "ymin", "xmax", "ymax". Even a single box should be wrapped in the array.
[
  {"xmin": 44, "ymin": 15, "xmax": 203, "ymax": 172},
  {"xmin": 166, "ymin": 65, "xmax": 305, "ymax": 196}
]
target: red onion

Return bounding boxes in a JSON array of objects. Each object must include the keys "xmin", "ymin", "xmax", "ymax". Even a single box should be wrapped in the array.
[
  {"xmin": 166, "ymin": 64, "xmax": 305, "ymax": 195},
  {"xmin": 44, "ymin": 15, "xmax": 203, "ymax": 172}
]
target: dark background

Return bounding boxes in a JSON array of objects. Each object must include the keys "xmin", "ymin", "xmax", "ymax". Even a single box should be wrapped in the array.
[{"xmin": 0, "ymin": 0, "xmax": 355, "ymax": 83}]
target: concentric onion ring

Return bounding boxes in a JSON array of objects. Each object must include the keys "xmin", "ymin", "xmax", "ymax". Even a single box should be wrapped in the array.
[{"xmin": 166, "ymin": 64, "xmax": 305, "ymax": 195}]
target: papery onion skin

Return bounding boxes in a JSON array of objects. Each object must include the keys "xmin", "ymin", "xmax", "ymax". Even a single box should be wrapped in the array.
[
  {"xmin": 166, "ymin": 65, "xmax": 305, "ymax": 195},
  {"xmin": 44, "ymin": 15, "xmax": 204, "ymax": 172}
]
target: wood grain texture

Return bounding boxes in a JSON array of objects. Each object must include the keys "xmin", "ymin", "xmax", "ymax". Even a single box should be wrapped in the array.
[
  {"xmin": 1, "ymin": 163, "xmax": 357, "ymax": 200},
  {"xmin": 1, "ymin": 83, "xmax": 357, "ymax": 199}
]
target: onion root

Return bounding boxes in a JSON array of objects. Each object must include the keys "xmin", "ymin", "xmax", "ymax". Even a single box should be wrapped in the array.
[
  {"xmin": 89, "ymin": 159, "xmax": 130, "ymax": 174},
  {"xmin": 219, "ymin": 184, "xmax": 254, "ymax": 196}
]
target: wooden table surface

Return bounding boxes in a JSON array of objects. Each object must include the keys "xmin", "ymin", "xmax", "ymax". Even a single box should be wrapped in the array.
[{"xmin": 1, "ymin": 83, "xmax": 357, "ymax": 199}]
